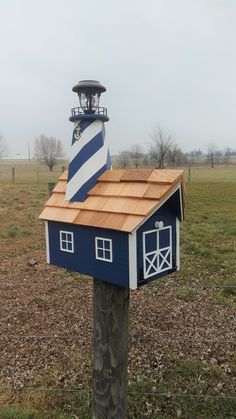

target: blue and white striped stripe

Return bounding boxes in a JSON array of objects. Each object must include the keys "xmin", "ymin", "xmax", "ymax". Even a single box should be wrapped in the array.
[{"xmin": 66, "ymin": 119, "xmax": 111, "ymax": 202}]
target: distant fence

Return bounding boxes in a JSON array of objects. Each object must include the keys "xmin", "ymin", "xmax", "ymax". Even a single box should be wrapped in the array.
[
  {"xmin": 0, "ymin": 162, "xmax": 236, "ymax": 184},
  {"xmin": 0, "ymin": 162, "xmax": 66, "ymax": 184}
]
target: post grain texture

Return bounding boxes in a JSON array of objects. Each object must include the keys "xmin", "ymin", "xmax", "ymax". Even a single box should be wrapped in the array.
[{"xmin": 93, "ymin": 279, "xmax": 130, "ymax": 419}]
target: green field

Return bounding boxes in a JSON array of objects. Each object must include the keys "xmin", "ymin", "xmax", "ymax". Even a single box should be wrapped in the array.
[{"xmin": 0, "ymin": 163, "xmax": 235, "ymax": 418}]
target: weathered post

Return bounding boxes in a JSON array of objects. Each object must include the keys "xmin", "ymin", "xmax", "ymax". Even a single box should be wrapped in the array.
[
  {"xmin": 93, "ymin": 280, "xmax": 129, "ymax": 418},
  {"xmin": 188, "ymin": 167, "xmax": 191, "ymax": 182},
  {"xmin": 12, "ymin": 167, "xmax": 15, "ymax": 183}
]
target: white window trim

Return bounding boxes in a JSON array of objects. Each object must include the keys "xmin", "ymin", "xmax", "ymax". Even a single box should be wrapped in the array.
[
  {"xmin": 143, "ymin": 226, "xmax": 172, "ymax": 279},
  {"xmin": 60, "ymin": 230, "xmax": 74, "ymax": 253},
  {"xmin": 95, "ymin": 237, "xmax": 113, "ymax": 263}
]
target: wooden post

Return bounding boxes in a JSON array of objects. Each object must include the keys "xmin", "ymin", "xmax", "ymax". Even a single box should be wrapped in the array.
[
  {"xmin": 93, "ymin": 279, "xmax": 129, "ymax": 419},
  {"xmin": 12, "ymin": 167, "xmax": 15, "ymax": 184},
  {"xmin": 62, "ymin": 165, "xmax": 65, "ymax": 173},
  {"xmin": 188, "ymin": 167, "xmax": 191, "ymax": 183},
  {"xmin": 48, "ymin": 183, "xmax": 55, "ymax": 197}
]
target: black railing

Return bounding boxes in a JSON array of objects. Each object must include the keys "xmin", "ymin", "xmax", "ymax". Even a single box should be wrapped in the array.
[{"xmin": 71, "ymin": 107, "xmax": 108, "ymax": 117}]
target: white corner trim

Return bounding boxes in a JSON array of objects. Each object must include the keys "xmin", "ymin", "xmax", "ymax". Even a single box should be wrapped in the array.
[
  {"xmin": 45, "ymin": 221, "xmax": 50, "ymax": 264},
  {"xmin": 129, "ymin": 232, "xmax": 137, "ymax": 289},
  {"xmin": 176, "ymin": 217, "xmax": 180, "ymax": 270},
  {"xmin": 179, "ymin": 186, "xmax": 184, "ymax": 221}
]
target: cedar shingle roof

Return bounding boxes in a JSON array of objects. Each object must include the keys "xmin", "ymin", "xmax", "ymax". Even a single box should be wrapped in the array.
[{"xmin": 39, "ymin": 169, "xmax": 185, "ymax": 232}]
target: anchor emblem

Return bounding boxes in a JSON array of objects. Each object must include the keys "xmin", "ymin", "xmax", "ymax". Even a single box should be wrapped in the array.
[{"xmin": 74, "ymin": 123, "xmax": 81, "ymax": 141}]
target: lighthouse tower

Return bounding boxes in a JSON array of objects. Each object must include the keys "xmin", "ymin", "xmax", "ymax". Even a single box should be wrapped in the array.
[{"xmin": 66, "ymin": 80, "xmax": 111, "ymax": 202}]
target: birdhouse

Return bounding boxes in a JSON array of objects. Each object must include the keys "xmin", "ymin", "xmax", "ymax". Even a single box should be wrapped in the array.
[{"xmin": 39, "ymin": 81, "xmax": 185, "ymax": 289}]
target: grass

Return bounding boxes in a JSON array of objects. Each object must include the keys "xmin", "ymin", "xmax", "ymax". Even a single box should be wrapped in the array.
[
  {"xmin": 0, "ymin": 389, "xmax": 91, "ymax": 419},
  {"xmin": 0, "ymin": 407, "xmax": 46, "ymax": 419},
  {"xmin": 176, "ymin": 288, "xmax": 200, "ymax": 302},
  {"xmin": 0, "ymin": 183, "xmax": 47, "ymax": 248},
  {"xmin": 128, "ymin": 358, "xmax": 236, "ymax": 418},
  {"xmin": 178, "ymin": 180, "xmax": 236, "ymax": 285},
  {"xmin": 185, "ymin": 164, "xmax": 236, "ymax": 182}
]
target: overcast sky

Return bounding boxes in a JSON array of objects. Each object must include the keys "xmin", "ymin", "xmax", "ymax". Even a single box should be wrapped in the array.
[{"xmin": 0, "ymin": 0, "xmax": 235, "ymax": 158}]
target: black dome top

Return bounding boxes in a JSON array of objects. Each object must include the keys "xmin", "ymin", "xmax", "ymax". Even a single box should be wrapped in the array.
[{"xmin": 72, "ymin": 80, "xmax": 106, "ymax": 93}]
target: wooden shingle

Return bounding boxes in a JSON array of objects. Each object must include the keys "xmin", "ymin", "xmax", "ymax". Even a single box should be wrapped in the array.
[
  {"xmin": 148, "ymin": 169, "xmax": 183, "ymax": 184},
  {"xmin": 39, "ymin": 168, "xmax": 185, "ymax": 232},
  {"xmin": 120, "ymin": 168, "xmax": 153, "ymax": 182},
  {"xmin": 98, "ymin": 169, "xmax": 125, "ymax": 182},
  {"xmin": 40, "ymin": 207, "xmax": 79, "ymax": 223}
]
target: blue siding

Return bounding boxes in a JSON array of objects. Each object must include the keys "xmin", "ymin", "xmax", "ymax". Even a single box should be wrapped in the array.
[
  {"xmin": 136, "ymin": 203, "xmax": 177, "ymax": 286},
  {"xmin": 167, "ymin": 188, "xmax": 182, "ymax": 220},
  {"xmin": 48, "ymin": 222, "xmax": 129, "ymax": 287}
]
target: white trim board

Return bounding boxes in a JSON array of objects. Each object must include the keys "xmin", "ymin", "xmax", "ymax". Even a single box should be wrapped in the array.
[
  {"xmin": 176, "ymin": 217, "xmax": 180, "ymax": 270},
  {"xmin": 45, "ymin": 221, "xmax": 50, "ymax": 264},
  {"xmin": 128, "ymin": 232, "xmax": 137, "ymax": 289}
]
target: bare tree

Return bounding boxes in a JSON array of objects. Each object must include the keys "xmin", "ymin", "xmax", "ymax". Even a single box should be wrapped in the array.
[
  {"xmin": 166, "ymin": 143, "xmax": 179, "ymax": 166},
  {"xmin": 149, "ymin": 126, "xmax": 173, "ymax": 168},
  {"xmin": 166, "ymin": 143, "xmax": 187, "ymax": 167},
  {"xmin": 117, "ymin": 150, "xmax": 130, "ymax": 168},
  {"xmin": 129, "ymin": 144, "xmax": 143, "ymax": 168},
  {"xmin": 34, "ymin": 135, "xmax": 64, "ymax": 171},
  {"xmin": 207, "ymin": 143, "xmax": 218, "ymax": 168},
  {"xmin": 0, "ymin": 134, "xmax": 8, "ymax": 159}
]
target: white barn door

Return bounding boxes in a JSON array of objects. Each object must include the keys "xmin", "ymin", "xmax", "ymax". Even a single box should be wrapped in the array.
[{"xmin": 143, "ymin": 226, "xmax": 172, "ymax": 279}]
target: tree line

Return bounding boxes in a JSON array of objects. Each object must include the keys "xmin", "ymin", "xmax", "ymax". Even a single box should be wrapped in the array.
[
  {"xmin": 117, "ymin": 127, "xmax": 187, "ymax": 168},
  {"xmin": 1, "ymin": 129, "xmax": 236, "ymax": 170},
  {"xmin": 117, "ymin": 128, "xmax": 236, "ymax": 169}
]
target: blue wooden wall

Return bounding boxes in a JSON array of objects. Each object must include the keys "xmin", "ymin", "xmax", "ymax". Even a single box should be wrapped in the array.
[{"xmin": 48, "ymin": 222, "xmax": 130, "ymax": 287}]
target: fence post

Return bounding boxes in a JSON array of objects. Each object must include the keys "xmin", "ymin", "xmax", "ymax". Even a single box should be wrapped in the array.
[
  {"xmin": 48, "ymin": 183, "xmax": 55, "ymax": 197},
  {"xmin": 62, "ymin": 165, "xmax": 65, "ymax": 173},
  {"xmin": 12, "ymin": 167, "xmax": 15, "ymax": 184},
  {"xmin": 188, "ymin": 167, "xmax": 191, "ymax": 183},
  {"xmin": 93, "ymin": 279, "xmax": 129, "ymax": 418}
]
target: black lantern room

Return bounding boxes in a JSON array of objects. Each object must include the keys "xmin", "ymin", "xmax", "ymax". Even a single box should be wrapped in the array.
[{"xmin": 72, "ymin": 80, "xmax": 106, "ymax": 114}]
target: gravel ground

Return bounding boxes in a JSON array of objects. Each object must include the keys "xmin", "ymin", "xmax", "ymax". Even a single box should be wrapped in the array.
[{"xmin": 0, "ymin": 241, "xmax": 235, "ymax": 396}]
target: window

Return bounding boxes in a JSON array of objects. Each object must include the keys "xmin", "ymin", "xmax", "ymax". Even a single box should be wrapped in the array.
[
  {"xmin": 60, "ymin": 230, "xmax": 74, "ymax": 253},
  {"xmin": 95, "ymin": 237, "xmax": 113, "ymax": 262}
]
